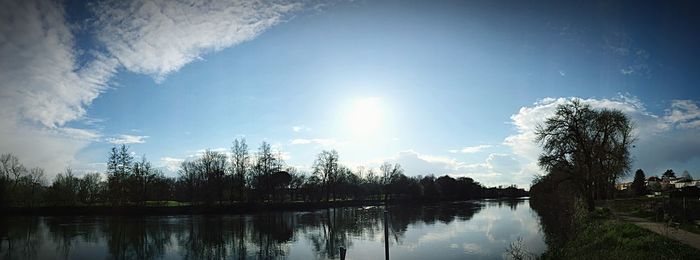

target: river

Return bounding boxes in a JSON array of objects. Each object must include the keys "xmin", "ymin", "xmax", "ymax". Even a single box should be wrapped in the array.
[{"xmin": 0, "ymin": 199, "xmax": 546, "ymax": 259}]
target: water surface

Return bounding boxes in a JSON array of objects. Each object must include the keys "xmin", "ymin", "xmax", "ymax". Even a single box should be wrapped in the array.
[{"xmin": 0, "ymin": 199, "xmax": 545, "ymax": 259}]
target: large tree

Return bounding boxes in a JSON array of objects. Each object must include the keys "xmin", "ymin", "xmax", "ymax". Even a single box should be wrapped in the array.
[{"xmin": 536, "ymin": 99, "xmax": 634, "ymax": 211}]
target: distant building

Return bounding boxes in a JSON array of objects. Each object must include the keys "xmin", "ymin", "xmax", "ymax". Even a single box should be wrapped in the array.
[{"xmin": 615, "ymin": 182, "xmax": 632, "ymax": 191}]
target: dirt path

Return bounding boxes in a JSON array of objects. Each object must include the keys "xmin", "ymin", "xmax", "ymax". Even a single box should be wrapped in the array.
[{"xmin": 616, "ymin": 214, "xmax": 700, "ymax": 250}]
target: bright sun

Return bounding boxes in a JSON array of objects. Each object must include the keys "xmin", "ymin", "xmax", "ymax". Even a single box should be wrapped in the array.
[{"xmin": 348, "ymin": 97, "xmax": 383, "ymax": 136}]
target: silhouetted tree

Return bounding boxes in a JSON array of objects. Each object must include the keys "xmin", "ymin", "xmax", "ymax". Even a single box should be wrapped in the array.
[
  {"xmin": 252, "ymin": 142, "xmax": 282, "ymax": 202},
  {"xmin": 230, "ymin": 138, "xmax": 250, "ymax": 202},
  {"xmin": 420, "ymin": 175, "xmax": 439, "ymax": 200},
  {"xmin": 313, "ymin": 150, "xmax": 339, "ymax": 201},
  {"xmin": 0, "ymin": 153, "xmax": 27, "ymax": 206},
  {"xmin": 200, "ymin": 150, "xmax": 228, "ymax": 204},
  {"xmin": 107, "ymin": 145, "xmax": 133, "ymax": 205},
  {"xmin": 535, "ymin": 99, "xmax": 634, "ymax": 211},
  {"xmin": 663, "ymin": 169, "xmax": 676, "ymax": 179},
  {"xmin": 631, "ymin": 169, "xmax": 647, "ymax": 196},
  {"xmin": 380, "ymin": 162, "xmax": 402, "ymax": 201},
  {"xmin": 131, "ymin": 155, "xmax": 154, "ymax": 205},
  {"xmin": 288, "ymin": 168, "xmax": 306, "ymax": 201},
  {"xmin": 79, "ymin": 173, "xmax": 103, "ymax": 205},
  {"xmin": 48, "ymin": 168, "xmax": 79, "ymax": 206},
  {"xmin": 178, "ymin": 160, "xmax": 201, "ymax": 203}
]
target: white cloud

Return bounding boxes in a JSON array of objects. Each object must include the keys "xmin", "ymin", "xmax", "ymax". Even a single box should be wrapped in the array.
[
  {"xmin": 0, "ymin": 0, "xmax": 115, "ymax": 177},
  {"xmin": 290, "ymin": 138, "xmax": 337, "ymax": 146},
  {"xmin": 106, "ymin": 134, "xmax": 149, "ymax": 144},
  {"xmin": 90, "ymin": 0, "xmax": 302, "ymax": 82},
  {"xmin": 0, "ymin": 0, "xmax": 310, "ymax": 179},
  {"xmin": 160, "ymin": 157, "xmax": 184, "ymax": 172},
  {"xmin": 504, "ymin": 95, "xmax": 700, "ymax": 181},
  {"xmin": 292, "ymin": 125, "xmax": 311, "ymax": 132},
  {"xmin": 0, "ymin": 0, "xmax": 117, "ymax": 129},
  {"xmin": 664, "ymin": 100, "xmax": 700, "ymax": 129},
  {"xmin": 449, "ymin": 144, "xmax": 492, "ymax": 154}
]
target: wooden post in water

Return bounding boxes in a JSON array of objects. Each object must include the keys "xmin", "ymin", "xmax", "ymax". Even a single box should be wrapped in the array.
[
  {"xmin": 384, "ymin": 210, "xmax": 390, "ymax": 260},
  {"xmin": 339, "ymin": 246, "xmax": 346, "ymax": 260}
]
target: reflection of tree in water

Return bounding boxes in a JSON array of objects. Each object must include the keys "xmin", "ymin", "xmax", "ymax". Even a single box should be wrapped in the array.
[
  {"xmin": 102, "ymin": 217, "xmax": 171, "ymax": 260},
  {"xmin": 249, "ymin": 212, "xmax": 295, "ymax": 259},
  {"xmin": 389, "ymin": 202, "xmax": 483, "ymax": 244},
  {"xmin": 45, "ymin": 216, "xmax": 101, "ymax": 259},
  {"xmin": 302, "ymin": 208, "xmax": 376, "ymax": 259},
  {"xmin": 2, "ymin": 203, "xmax": 485, "ymax": 259},
  {"xmin": 0, "ymin": 217, "xmax": 42, "ymax": 259},
  {"xmin": 491, "ymin": 199, "xmax": 521, "ymax": 211},
  {"xmin": 174, "ymin": 213, "xmax": 294, "ymax": 259},
  {"xmin": 302, "ymin": 203, "xmax": 483, "ymax": 259},
  {"xmin": 176, "ymin": 216, "xmax": 227, "ymax": 259}
]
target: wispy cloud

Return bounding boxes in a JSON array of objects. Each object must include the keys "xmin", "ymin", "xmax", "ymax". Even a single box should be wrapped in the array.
[
  {"xmin": 106, "ymin": 134, "xmax": 149, "ymax": 144},
  {"xmin": 449, "ymin": 144, "xmax": 492, "ymax": 154},
  {"xmin": 664, "ymin": 100, "xmax": 700, "ymax": 129},
  {"xmin": 90, "ymin": 0, "xmax": 302, "ymax": 82},
  {"xmin": 292, "ymin": 125, "xmax": 311, "ymax": 132},
  {"xmin": 290, "ymin": 138, "xmax": 337, "ymax": 146},
  {"xmin": 0, "ymin": 0, "xmax": 114, "ymax": 174},
  {"xmin": 0, "ymin": 0, "xmax": 311, "ymax": 177}
]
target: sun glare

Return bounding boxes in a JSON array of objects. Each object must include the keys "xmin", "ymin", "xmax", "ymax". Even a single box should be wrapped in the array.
[{"xmin": 348, "ymin": 97, "xmax": 383, "ymax": 136}]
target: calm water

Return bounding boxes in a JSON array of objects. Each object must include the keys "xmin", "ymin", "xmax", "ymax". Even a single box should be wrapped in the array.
[{"xmin": 0, "ymin": 199, "xmax": 546, "ymax": 259}]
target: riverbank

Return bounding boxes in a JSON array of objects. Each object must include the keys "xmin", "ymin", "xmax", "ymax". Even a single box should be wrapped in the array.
[
  {"xmin": 0, "ymin": 197, "xmax": 524, "ymax": 216},
  {"xmin": 541, "ymin": 209, "xmax": 700, "ymax": 259}
]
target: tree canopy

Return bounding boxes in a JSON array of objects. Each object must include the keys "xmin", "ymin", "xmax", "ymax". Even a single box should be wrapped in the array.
[{"xmin": 535, "ymin": 99, "xmax": 634, "ymax": 211}]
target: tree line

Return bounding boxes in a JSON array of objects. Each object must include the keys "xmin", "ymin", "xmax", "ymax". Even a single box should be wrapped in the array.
[{"xmin": 0, "ymin": 139, "xmax": 527, "ymax": 208}]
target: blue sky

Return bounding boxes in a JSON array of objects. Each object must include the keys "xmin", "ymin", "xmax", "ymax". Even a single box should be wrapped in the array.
[{"xmin": 1, "ymin": 0, "xmax": 699, "ymax": 187}]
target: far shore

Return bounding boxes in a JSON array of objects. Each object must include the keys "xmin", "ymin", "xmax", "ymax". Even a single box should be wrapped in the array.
[{"xmin": 0, "ymin": 197, "xmax": 527, "ymax": 216}]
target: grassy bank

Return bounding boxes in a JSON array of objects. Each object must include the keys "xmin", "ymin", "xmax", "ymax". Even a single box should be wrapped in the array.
[
  {"xmin": 541, "ymin": 210, "xmax": 700, "ymax": 259},
  {"xmin": 602, "ymin": 197, "xmax": 700, "ymax": 235}
]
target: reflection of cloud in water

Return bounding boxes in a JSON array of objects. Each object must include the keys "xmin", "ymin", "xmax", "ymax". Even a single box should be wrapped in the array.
[
  {"xmin": 462, "ymin": 243, "xmax": 482, "ymax": 254},
  {"xmin": 1, "ymin": 200, "xmax": 547, "ymax": 259},
  {"xmin": 417, "ymin": 222, "xmax": 480, "ymax": 244}
]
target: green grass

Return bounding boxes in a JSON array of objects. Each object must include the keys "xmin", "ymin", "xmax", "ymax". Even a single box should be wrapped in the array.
[{"xmin": 543, "ymin": 218, "xmax": 700, "ymax": 260}]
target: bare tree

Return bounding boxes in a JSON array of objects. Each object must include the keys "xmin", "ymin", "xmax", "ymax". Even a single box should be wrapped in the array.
[
  {"xmin": 379, "ymin": 162, "xmax": 403, "ymax": 201},
  {"xmin": 253, "ymin": 142, "xmax": 282, "ymax": 201},
  {"xmin": 179, "ymin": 160, "xmax": 200, "ymax": 203},
  {"xmin": 230, "ymin": 138, "xmax": 250, "ymax": 202},
  {"xmin": 200, "ymin": 150, "xmax": 228, "ymax": 204},
  {"xmin": 79, "ymin": 173, "xmax": 102, "ymax": 205},
  {"xmin": 313, "ymin": 150, "xmax": 339, "ymax": 201},
  {"xmin": 132, "ymin": 155, "xmax": 153, "ymax": 205}
]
